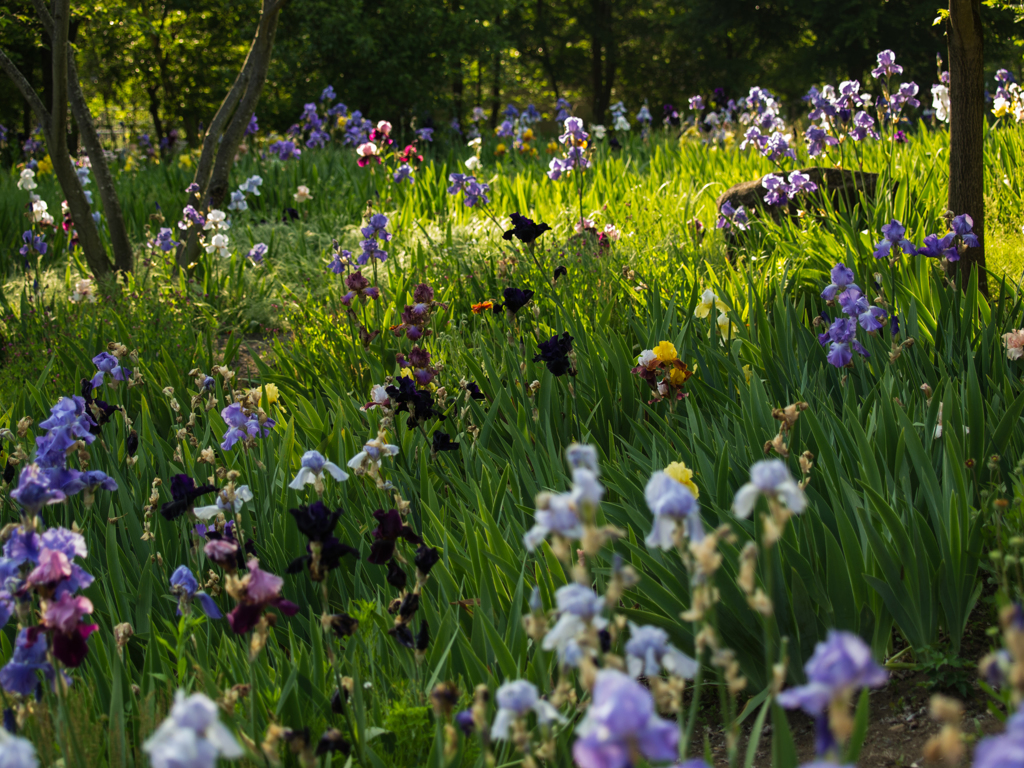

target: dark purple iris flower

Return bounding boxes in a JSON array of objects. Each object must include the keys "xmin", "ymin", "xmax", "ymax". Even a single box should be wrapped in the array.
[
  {"xmin": 503, "ymin": 213, "xmax": 551, "ymax": 244},
  {"xmin": 533, "ymin": 332, "xmax": 575, "ymax": 376},
  {"xmin": 368, "ymin": 509, "xmax": 422, "ymax": 565},
  {"xmin": 161, "ymin": 474, "xmax": 217, "ymax": 520}
]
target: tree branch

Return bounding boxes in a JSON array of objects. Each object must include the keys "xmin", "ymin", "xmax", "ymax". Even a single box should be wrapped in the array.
[
  {"xmin": 0, "ymin": 49, "xmax": 51, "ymax": 133},
  {"xmin": 31, "ymin": 0, "xmax": 54, "ymax": 32}
]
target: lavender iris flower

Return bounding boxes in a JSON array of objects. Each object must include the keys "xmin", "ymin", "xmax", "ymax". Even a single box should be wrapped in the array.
[
  {"xmin": 952, "ymin": 213, "xmax": 980, "ymax": 247},
  {"xmin": 559, "ymin": 117, "xmax": 589, "ymax": 145},
  {"xmin": 415, "ymin": 127, "xmax": 434, "ymax": 142},
  {"xmin": 871, "ymin": 49, "xmax": 903, "ymax": 79},
  {"xmin": 624, "ymin": 623, "xmax": 699, "ymax": 678},
  {"xmin": 320, "ymin": 85, "xmax": 336, "ymax": 102},
  {"xmin": 822, "ymin": 317, "xmax": 870, "ymax": 367},
  {"xmin": 329, "ymin": 249, "xmax": 352, "ymax": 274},
  {"xmin": 872, "ymin": 219, "xmax": 915, "ymax": 259},
  {"xmin": 762, "ymin": 174, "xmax": 790, "ymax": 207},
  {"xmin": 393, "ymin": 164, "xmax": 414, "ymax": 183},
  {"xmin": 838, "ymin": 290, "xmax": 887, "ymax": 332},
  {"xmin": 849, "ymin": 111, "xmax": 878, "ymax": 141},
  {"xmin": 247, "ymin": 243, "xmax": 268, "ymax": 263},
  {"xmin": 0, "ymin": 628, "xmax": 55, "ymax": 696},
  {"xmin": 169, "ymin": 565, "xmax": 222, "ymax": 619},
  {"xmin": 762, "ymin": 132, "xmax": 796, "ymax": 162},
  {"xmin": 788, "ymin": 171, "xmax": 818, "ymax": 195},
  {"xmin": 288, "ymin": 450, "xmax": 349, "ymax": 490},
  {"xmin": 220, "ymin": 403, "xmax": 273, "ymax": 450},
  {"xmin": 10, "ymin": 465, "xmax": 65, "ymax": 515},
  {"xmin": 245, "ymin": 114, "xmax": 259, "ymax": 136},
  {"xmin": 491, "ymin": 680, "xmax": 564, "ymax": 740},
  {"xmin": 155, "ymin": 227, "xmax": 179, "ymax": 253},
  {"xmin": 541, "ymin": 584, "xmax": 607, "ymax": 664},
  {"xmin": 805, "ymin": 126, "xmax": 839, "ymax": 157},
  {"xmin": 732, "ymin": 459, "xmax": 807, "ymax": 518},
  {"xmin": 974, "ymin": 712, "xmax": 1024, "ymax": 768},
  {"xmin": 716, "ymin": 201, "xmax": 750, "ymax": 231},
  {"xmin": 821, "ymin": 263, "xmax": 859, "ymax": 301},
  {"xmin": 496, "ymin": 120, "xmax": 514, "ymax": 138},
  {"xmin": 572, "ymin": 669, "xmax": 679, "ymax": 768},
  {"xmin": 645, "ymin": 471, "xmax": 702, "ymax": 548},
  {"xmin": 915, "ymin": 233, "xmax": 958, "ymax": 260},
  {"xmin": 688, "ymin": 95, "xmax": 705, "ymax": 111},
  {"xmin": 90, "ymin": 352, "xmax": 125, "ymax": 388}
]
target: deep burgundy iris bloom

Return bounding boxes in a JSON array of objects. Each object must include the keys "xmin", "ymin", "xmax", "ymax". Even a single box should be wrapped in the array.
[
  {"xmin": 290, "ymin": 502, "xmax": 342, "ymax": 542},
  {"xmin": 432, "ymin": 432, "xmax": 459, "ymax": 452},
  {"xmin": 385, "ymin": 376, "xmax": 441, "ymax": 427},
  {"xmin": 503, "ymin": 213, "xmax": 551, "ymax": 244},
  {"xmin": 161, "ymin": 474, "xmax": 217, "ymax": 520},
  {"xmin": 533, "ymin": 332, "xmax": 574, "ymax": 376},
  {"xmin": 465, "ymin": 382, "xmax": 485, "ymax": 401},
  {"xmin": 554, "ymin": 266, "xmax": 568, "ymax": 281},
  {"xmin": 497, "ymin": 287, "xmax": 534, "ymax": 315},
  {"xmin": 286, "ymin": 502, "xmax": 358, "ymax": 578},
  {"xmin": 415, "ymin": 545, "xmax": 440, "ymax": 575},
  {"xmin": 386, "ymin": 559, "xmax": 408, "ymax": 589},
  {"xmin": 368, "ymin": 509, "xmax": 422, "ymax": 564}
]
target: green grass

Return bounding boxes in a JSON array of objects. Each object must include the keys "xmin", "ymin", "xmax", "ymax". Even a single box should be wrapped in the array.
[{"xmin": 0, "ymin": 121, "xmax": 1023, "ymax": 767}]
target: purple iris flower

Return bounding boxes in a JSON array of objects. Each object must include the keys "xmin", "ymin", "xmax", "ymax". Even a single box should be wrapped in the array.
[
  {"xmin": 821, "ymin": 263, "xmax": 859, "ymax": 301},
  {"xmin": 0, "ymin": 628, "xmax": 55, "ymax": 696},
  {"xmin": 90, "ymin": 352, "xmax": 125, "ymax": 388},
  {"xmin": 762, "ymin": 132, "xmax": 796, "ymax": 162},
  {"xmin": 915, "ymin": 232, "xmax": 958, "ymax": 260},
  {"xmin": 555, "ymin": 97, "xmax": 572, "ymax": 122},
  {"xmin": 10, "ymin": 464, "xmax": 65, "ymax": 515},
  {"xmin": 18, "ymin": 231, "xmax": 47, "ymax": 257},
  {"xmin": 181, "ymin": 205, "xmax": 205, "ymax": 228},
  {"xmin": 170, "ymin": 565, "xmax": 222, "ymax": 618},
  {"xmin": 849, "ymin": 111, "xmax": 877, "ymax": 141},
  {"xmin": 739, "ymin": 126, "xmax": 765, "ymax": 151},
  {"xmin": 572, "ymin": 669, "xmax": 679, "ymax": 768},
  {"xmin": 952, "ymin": 213, "xmax": 980, "ymax": 247},
  {"xmin": 220, "ymin": 403, "xmax": 260, "ymax": 450},
  {"xmin": 823, "ymin": 318, "xmax": 869, "ymax": 367},
  {"xmin": 247, "ymin": 243, "xmax": 268, "ymax": 263},
  {"xmin": 503, "ymin": 104, "xmax": 519, "ymax": 119},
  {"xmin": 306, "ymin": 130, "xmax": 330, "ymax": 149},
  {"xmin": 393, "ymin": 164, "xmax": 414, "ymax": 183},
  {"xmin": 320, "ymin": 85, "xmax": 336, "ymax": 103},
  {"xmin": 447, "ymin": 173, "xmax": 470, "ymax": 195},
  {"xmin": 805, "ymin": 126, "xmax": 839, "ymax": 157},
  {"xmin": 974, "ymin": 712, "xmax": 1024, "ymax": 768},
  {"xmin": 559, "ymin": 117, "xmax": 589, "ymax": 145},
  {"xmin": 462, "ymin": 180, "xmax": 490, "ymax": 207},
  {"xmin": 716, "ymin": 201, "xmax": 749, "ymax": 231},
  {"xmin": 871, "ymin": 49, "xmax": 903, "ymax": 79},
  {"xmin": 839, "ymin": 290, "xmax": 887, "ymax": 332},
  {"xmin": 762, "ymin": 174, "xmax": 791, "ymax": 207},
  {"xmin": 788, "ymin": 171, "xmax": 818, "ymax": 195},
  {"xmin": 688, "ymin": 95, "xmax": 705, "ymax": 111},
  {"xmin": 415, "ymin": 127, "xmax": 434, "ymax": 142},
  {"xmin": 873, "ymin": 219, "xmax": 915, "ymax": 259},
  {"xmin": 155, "ymin": 227, "xmax": 178, "ymax": 253},
  {"xmin": 496, "ymin": 120, "xmax": 514, "ymax": 138},
  {"xmin": 245, "ymin": 114, "xmax": 259, "ymax": 136},
  {"xmin": 59, "ymin": 470, "xmax": 117, "ymax": 497},
  {"xmin": 358, "ymin": 239, "xmax": 388, "ymax": 265},
  {"xmin": 268, "ymin": 140, "xmax": 301, "ymax": 161},
  {"xmin": 361, "ymin": 213, "xmax": 392, "ymax": 242},
  {"xmin": 329, "ymin": 249, "xmax": 352, "ymax": 274}
]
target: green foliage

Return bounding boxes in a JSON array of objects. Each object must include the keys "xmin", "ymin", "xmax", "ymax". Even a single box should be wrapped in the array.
[{"xmin": 1, "ymin": 121, "xmax": 1024, "ymax": 765}]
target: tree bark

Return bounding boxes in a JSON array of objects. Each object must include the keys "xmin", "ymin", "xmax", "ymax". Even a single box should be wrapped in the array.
[
  {"xmin": 68, "ymin": 51, "xmax": 135, "ymax": 273},
  {"xmin": 178, "ymin": 0, "xmax": 290, "ymax": 269},
  {"xmin": 947, "ymin": 0, "xmax": 987, "ymax": 295}
]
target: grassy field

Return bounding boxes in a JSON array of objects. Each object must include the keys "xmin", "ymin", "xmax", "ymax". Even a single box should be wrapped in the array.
[{"xmin": 0, "ymin": 119, "xmax": 1024, "ymax": 767}]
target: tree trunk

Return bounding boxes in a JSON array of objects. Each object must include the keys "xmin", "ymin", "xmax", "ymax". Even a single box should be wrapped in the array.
[
  {"xmin": 490, "ymin": 47, "xmax": 501, "ymax": 129},
  {"xmin": 588, "ymin": 0, "xmax": 615, "ymax": 122},
  {"xmin": 68, "ymin": 51, "xmax": 135, "ymax": 273},
  {"xmin": 178, "ymin": 0, "xmax": 290, "ymax": 269},
  {"xmin": 947, "ymin": 0, "xmax": 987, "ymax": 295}
]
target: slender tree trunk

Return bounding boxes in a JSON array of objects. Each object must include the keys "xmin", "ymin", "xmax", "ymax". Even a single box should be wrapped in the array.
[
  {"xmin": 947, "ymin": 0, "xmax": 987, "ymax": 295},
  {"xmin": 68, "ymin": 51, "xmax": 135, "ymax": 273},
  {"xmin": 178, "ymin": 0, "xmax": 290, "ymax": 268},
  {"xmin": 146, "ymin": 84, "xmax": 164, "ymax": 147},
  {"xmin": 490, "ymin": 47, "xmax": 501, "ymax": 129}
]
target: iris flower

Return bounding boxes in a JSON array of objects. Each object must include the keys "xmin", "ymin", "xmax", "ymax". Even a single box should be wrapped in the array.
[
  {"xmin": 289, "ymin": 450, "xmax": 349, "ymax": 492},
  {"xmin": 169, "ymin": 565, "xmax": 222, "ymax": 618},
  {"xmin": 732, "ymin": 459, "xmax": 807, "ymax": 518}
]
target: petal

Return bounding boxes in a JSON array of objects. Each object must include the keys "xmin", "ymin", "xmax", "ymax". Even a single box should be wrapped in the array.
[
  {"xmin": 196, "ymin": 592, "xmax": 223, "ymax": 619},
  {"xmin": 491, "ymin": 708, "xmax": 514, "ymax": 741},
  {"xmin": 192, "ymin": 505, "xmax": 221, "ymax": 521},
  {"xmin": 288, "ymin": 467, "xmax": 314, "ymax": 490},
  {"xmin": 323, "ymin": 462, "xmax": 350, "ymax": 482},
  {"xmin": 346, "ymin": 451, "xmax": 367, "ymax": 469},
  {"xmin": 663, "ymin": 645, "xmax": 700, "ymax": 678},
  {"xmin": 732, "ymin": 483, "xmax": 760, "ymax": 519},
  {"xmin": 532, "ymin": 699, "xmax": 566, "ymax": 726}
]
